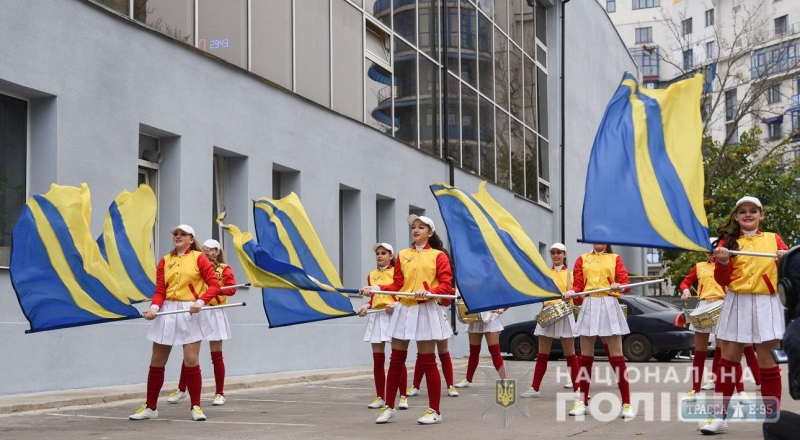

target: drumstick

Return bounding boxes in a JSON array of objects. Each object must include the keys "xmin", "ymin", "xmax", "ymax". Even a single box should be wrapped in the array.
[
  {"xmin": 570, "ymin": 279, "xmax": 665, "ymax": 297},
  {"xmin": 150, "ymin": 302, "xmax": 247, "ymax": 316}
]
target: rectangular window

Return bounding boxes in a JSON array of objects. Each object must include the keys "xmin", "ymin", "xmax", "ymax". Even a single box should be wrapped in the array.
[
  {"xmin": 633, "ymin": 0, "xmax": 660, "ymax": 11},
  {"xmin": 211, "ymin": 155, "xmax": 227, "ymax": 242},
  {"xmin": 0, "ymin": 93, "xmax": 27, "ymax": 266},
  {"xmin": 197, "ymin": 0, "xmax": 247, "ymax": 69},
  {"xmin": 607, "ymin": 0, "xmax": 616, "ymax": 13},
  {"xmin": 767, "ymin": 121, "xmax": 782, "ymax": 140},
  {"xmin": 134, "ymin": 0, "xmax": 193, "ymax": 43},
  {"xmin": 682, "ymin": 18, "xmax": 693, "ymax": 36},
  {"xmin": 705, "ymin": 9, "xmax": 714, "ymax": 27},
  {"xmin": 706, "ymin": 41, "xmax": 715, "ymax": 59},
  {"xmin": 683, "ymin": 49, "xmax": 694, "ymax": 70},
  {"xmin": 635, "ymin": 27, "xmax": 653, "ymax": 44},
  {"xmin": 701, "ymin": 99, "xmax": 711, "ymax": 122},
  {"xmin": 767, "ymin": 84, "xmax": 782, "ymax": 104},
  {"xmin": 138, "ymin": 133, "xmax": 160, "ymax": 257},
  {"xmin": 725, "ymin": 89, "xmax": 737, "ymax": 121},
  {"xmin": 792, "ymin": 111, "xmax": 800, "ymax": 139},
  {"xmin": 524, "ymin": 127, "xmax": 537, "ymax": 201},
  {"xmin": 775, "ymin": 15, "xmax": 788, "ymax": 36}
]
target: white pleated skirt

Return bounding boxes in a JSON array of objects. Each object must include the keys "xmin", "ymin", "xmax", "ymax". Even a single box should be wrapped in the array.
[
  {"xmin": 465, "ymin": 313, "xmax": 504, "ymax": 334},
  {"xmin": 715, "ymin": 291, "xmax": 785, "ymax": 343},
  {"xmin": 535, "ymin": 313, "xmax": 577, "ymax": 338},
  {"xmin": 574, "ymin": 296, "xmax": 630, "ymax": 337},
  {"xmin": 363, "ymin": 309, "xmax": 392, "ymax": 343},
  {"xmin": 387, "ymin": 301, "xmax": 453, "ymax": 341},
  {"xmin": 689, "ymin": 300, "xmax": 719, "ymax": 334},
  {"xmin": 204, "ymin": 308, "xmax": 231, "ymax": 341},
  {"xmin": 147, "ymin": 300, "xmax": 215, "ymax": 346}
]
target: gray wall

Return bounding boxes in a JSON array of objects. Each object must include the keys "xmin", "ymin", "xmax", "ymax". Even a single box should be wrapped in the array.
[{"xmin": 0, "ymin": 0, "xmax": 637, "ymax": 394}]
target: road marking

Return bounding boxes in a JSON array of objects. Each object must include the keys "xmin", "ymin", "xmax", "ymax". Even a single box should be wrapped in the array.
[
  {"xmin": 46, "ymin": 413, "xmax": 314, "ymax": 426},
  {"xmin": 309, "ymin": 385, "xmax": 373, "ymax": 390}
]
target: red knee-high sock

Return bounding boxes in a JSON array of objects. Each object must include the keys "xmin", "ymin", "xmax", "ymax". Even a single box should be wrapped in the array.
[
  {"xmin": 532, "ymin": 353, "xmax": 549, "ymax": 391},
  {"xmin": 579, "ymin": 355, "xmax": 594, "ymax": 405},
  {"xmin": 373, "ymin": 352, "xmax": 386, "ymax": 399},
  {"xmin": 399, "ymin": 363, "xmax": 408, "ymax": 397},
  {"xmin": 466, "ymin": 344, "xmax": 481, "ymax": 382},
  {"xmin": 488, "ymin": 344, "xmax": 505, "ymax": 379},
  {"xmin": 211, "ymin": 351, "xmax": 225, "ymax": 395},
  {"xmin": 602, "ymin": 343, "xmax": 610, "ymax": 357},
  {"xmin": 735, "ymin": 360, "xmax": 744, "ymax": 392},
  {"xmin": 715, "ymin": 359, "xmax": 738, "ymax": 419},
  {"xmin": 420, "ymin": 353, "xmax": 441, "ymax": 414},
  {"xmin": 566, "ymin": 354, "xmax": 579, "ymax": 392},
  {"xmin": 760, "ymin": 366, "xmax": 782, "ymax": 417},
  {"xmin": 692, "ymin": 350, "xmax": 708, "ymax": 392},
  {"xmin": 743, "ymin": 345, "xmax": 761, "ymax": 386},
  {"xmin": 439, "ymin": 352, "xmax": 454, "ymax": 388},
  {"xmin": 711, "ymin": 348, "xmax": 721, "ymax": 384},
  {"xmin": 384, "ymin": 349, "xmax": 407, "ymax": 409},
  {"xmin": 178, "ymin": 361, "xmax": 186, "ymax": 392},
  {"xmin": 413, "ymin": 354, "xmax": 424, "ymax": 389},
  {"xmin": 146, "ymin": 366, "xmax": 165, "ymax": 410},
  {"xmin": 609, "ymin": 356, "xmax": 631, "ymax": 405},
  {"xmin": 184, "ymin": 364, "xmax": 202, "ymax": 408}
]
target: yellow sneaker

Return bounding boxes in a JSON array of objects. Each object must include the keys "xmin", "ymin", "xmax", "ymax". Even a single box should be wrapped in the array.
[
  {"xmin": 191, "ymin": 405, "xmax": 206, "ymax": 421},
  {"xmin": 417, "ymin": 408, "xmax": 441, "ymax": 424},
  {"xmin": 398, "ymin": 396, "xmax": 409, "ymax": 410},
  {"xmin": 684, "ymin": 390, "xmax": 697, "ymax": 402},
  {"xmin": 128, "ymin": 404, "xmax": 158, "ymax": 420},
  {"xmin": 367, "ymin": 397, "xmax": 385, "ymax": 409},
  {"xmin": 621, "ymin": 403, "xmax": 635, "ymax": 419},
  {"xmin": 212, "ymin": 394, "xmax": 226, "ymax": 406},
  {"xmin": 447, "ymin": 386, "xmax": 459, "ymax": 397}
]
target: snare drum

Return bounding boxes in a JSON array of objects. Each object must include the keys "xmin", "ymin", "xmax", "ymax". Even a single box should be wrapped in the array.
[
  {"xmin": 457, "ymin": 299, "xmax": 492, "ymax": 324},
  {"xmin": 536, "ymin": 301, "xmax": 573, "ymax": 327},
  {"xmin": 688, "ymin": 301, "xmax": 723, "ymax": 329}
]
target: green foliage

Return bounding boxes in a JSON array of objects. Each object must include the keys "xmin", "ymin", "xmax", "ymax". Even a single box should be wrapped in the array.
[{"xmin": 661, "ymin": 127, "xmax": 800, "ymax": 294}]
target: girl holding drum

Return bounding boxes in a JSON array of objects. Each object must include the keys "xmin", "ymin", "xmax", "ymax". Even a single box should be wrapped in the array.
[
  {"xmin": 453, "ymin": 299, "xmax": 508, "ymax": 389},
  {"xmin": 357, "ymin": 243, "xmax": 409, "ymax": 410},
  {"xmin": 566, "ymin": 244, "xmax": 635, "ymax": 419},
  {"xmin": 360, "ymin": 215, "xmax": 454, "ymax": 425},
  {"xmin": 521, "ymin": 243, "xmax": 579, "ymax": 398},
  {"xmin": 700, "ymin": 196, "xmax": 788, "ymax": 435}
]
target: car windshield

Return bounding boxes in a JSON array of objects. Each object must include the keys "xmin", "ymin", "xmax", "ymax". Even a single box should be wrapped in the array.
[{"xmin": 632, "ymin": 296, "xmax": 682, "ymax": 312}]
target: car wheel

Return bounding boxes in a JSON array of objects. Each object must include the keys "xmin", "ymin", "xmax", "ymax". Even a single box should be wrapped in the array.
[
  {"xmin": 510, "ymin": 333, "xmax": 537, "ymax": 361},
  {"xmin": 622, "ymin": 333, "xmax": 653, "ymax": 362},
  {"xmin": 653, "ymin": 350, "xmax": 678, "ymax": 362}
]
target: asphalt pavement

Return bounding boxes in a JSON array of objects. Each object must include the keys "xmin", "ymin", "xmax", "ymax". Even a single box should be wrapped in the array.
[{"xmin": 0, "ymin": 358, "xmax": 797, "ymax": 439}]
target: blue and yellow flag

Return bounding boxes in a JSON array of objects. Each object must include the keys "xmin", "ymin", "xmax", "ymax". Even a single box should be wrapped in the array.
[
  {"xmin": 431, "ymin": 182, "xmax": 561, "ymax": 313},
  {"xmin": 581, "ymin": 73, "xmax": 710, "ymax": 252},
  {"xmin": 10, "ymin": 184, "xmax": 142, "ymax": 333},
  {"xmin": 97, "ymin": 185, "xmax": 157, "ymax": 303},
  {"xmin": 219, "ymin": 193, "xmax": 355, "ymax": 328}
]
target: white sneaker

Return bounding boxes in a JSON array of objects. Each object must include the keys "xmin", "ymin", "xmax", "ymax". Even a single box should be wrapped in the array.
[
  {"xmin": 128, "ymin": 405, "xmax": 158, "ymax": 420},
  {"xmin": 407, "ymin": 387, "xmax": 420, "ymax": 396},
  {"xmin": 398, "ymin": 396, "xmax": 409, "ymax": 410},
  {"xmin": 454, "ymin": 379, "xmax": 472, "ymax": 388},
  {"xmin": 564, "ymin": 381, "xmax": 574, "ymax": 389},
  {"xmin": 684, "ymin": 390, "xmax": 698, "ymax": 402},
  {"xmin": 700, "ymin": 381, "xmax": 715, "ymax": 390},
  {"xmin": 621, "ymin": 403, "xmax": 635, "ymax": 419},
  {"xmin": 520, "ymin": 387, "xmax": 540, "ymax": 398},
  {"xmin": 737, "ymin": 391, "xmax": 753, "ymax": 405},
  {"xmin": 568, "ymin": 401, "xmax": 588, "ymax": 416},
  {"xmin": 368, "ymin": 397, "xmax": 385, "ymax": 409},
  {"xmin": 447, "ymin": 386, "xmax": 459, "ymax": 397},
  {"xmin": 699, "ymin": 417, "xmax": 727, "ymax": 434},
  {"xmin": 191, "ymin": 405, "xmax": 206, "ymax": 421},
  {"xmin": 167, "ymin": 389, "xmax": 187, "ymax": 404},
  {"xmin": 375, "ymin": 406, "xmax": 396, "ymax": 424},
  {"xmin": 212, "ymin": 394, "xmax": 226, "ymax": 406},
  {"xmin": 417, "ymin": 408, "xmax": 442, "ymax": 424}
]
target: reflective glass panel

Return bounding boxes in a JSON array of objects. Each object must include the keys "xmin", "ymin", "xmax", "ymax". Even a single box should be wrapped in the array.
[
  {"xmin": 251, "ymin": 0, "xmax": 293, "ymax": 90},
  {"xmin": 510, "ymin": 118, "xmax": 524, "ymax": 196},
  {"xmin": 495, "ymin": 109, "xmax": 510, "ymax": 188},
  {"xmin": 479, "ymin": 96, "xmax": 495, "ymax": 181},
  {"xmin": 478, "ymin": 12, "xmax": 494, "ymax": 98},
  {"xmin": 509, "ymin": 44, "xmax": 523, "ymax": 120},
  {"xmin": 460, "ymin": 2, "xmax": 477, "ymax": 88},
  {"xmin": 446, "ymin": 73, "xmax": 461, "ymax": 165},
  {"xmin": 394, "ymin": 37, "xmax": 418, "ymax": 146},
  {"xmin": 494, "ymin": 27, "xmax": 509, "ymax": 110},
  {"xmin": 419, "ymin": 55, "xmax": 440, "ymax": 156},
  {"xmin": 296, "ymin": 0, "xmax": 331, "ymax": 106},
  {"xmin": 523, "ymin": 55, "xmax": 537, "ymax": 130},
  {"xmin": 537, "ymin": 66, "xmax": 548, "ymax": 137},
  {"xmin": 524, "ymin": 127, "xmax": 537, "ymax": 200},
  {"xmin": 462, "ymin": 84, "xmax": 479, "ymax": 173},
  {"xmin": 333, "ymin": 0, "xmax": 364, "ymax": 121},
  {"xmin": 365, "ymin": 58, "xmax": 394, "ymax": 133},
  {"xmin": 197, "ymin": 0, "xmax": 247, "ymax": 69},
  {"xmin": 134, "ymin": 0, "xmax": 193, "ymax": 43}
]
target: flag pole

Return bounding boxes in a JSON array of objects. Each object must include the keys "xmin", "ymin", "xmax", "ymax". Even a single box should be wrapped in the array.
[
  {"xmin": 368, "ymin": 290, "xmax": 458, "ymax": 299},
  {"xmin": 570, "ymin": 279, "xmax": 664, "ymax": 297},
  {"xmin": 151, "ymin": 302, "xmax": 247, "ymax": 316},
  {"xmin": 728, "ymin": 250, "xmax": 778, "ymax": 258}
]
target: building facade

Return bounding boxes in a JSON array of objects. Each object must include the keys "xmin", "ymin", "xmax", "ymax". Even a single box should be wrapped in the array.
[{"xmin": 0, "ymin": 0, "xmax": 638, "ymax": 394}]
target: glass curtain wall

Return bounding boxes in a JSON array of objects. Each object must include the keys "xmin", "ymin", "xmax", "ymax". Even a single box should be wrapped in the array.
[{"xmin": 92, "ymin": 0, "xmax": 551, "ymax": 205}]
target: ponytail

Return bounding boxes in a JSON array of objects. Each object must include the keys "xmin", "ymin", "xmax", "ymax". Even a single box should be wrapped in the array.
[{"xmin": 429, "ymin": 232, "xmax": 456, "ymax": 282}]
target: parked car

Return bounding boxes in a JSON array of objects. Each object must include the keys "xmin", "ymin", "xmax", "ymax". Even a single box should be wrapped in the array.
[{"xmin": 499, "ymin": 295, "xmax": 698, "ymax": 362}]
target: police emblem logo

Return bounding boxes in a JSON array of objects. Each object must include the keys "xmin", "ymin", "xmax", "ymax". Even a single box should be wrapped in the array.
[{"xmin": 495, "ymin": 379, "xmax": 516, "ymax": 409}]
